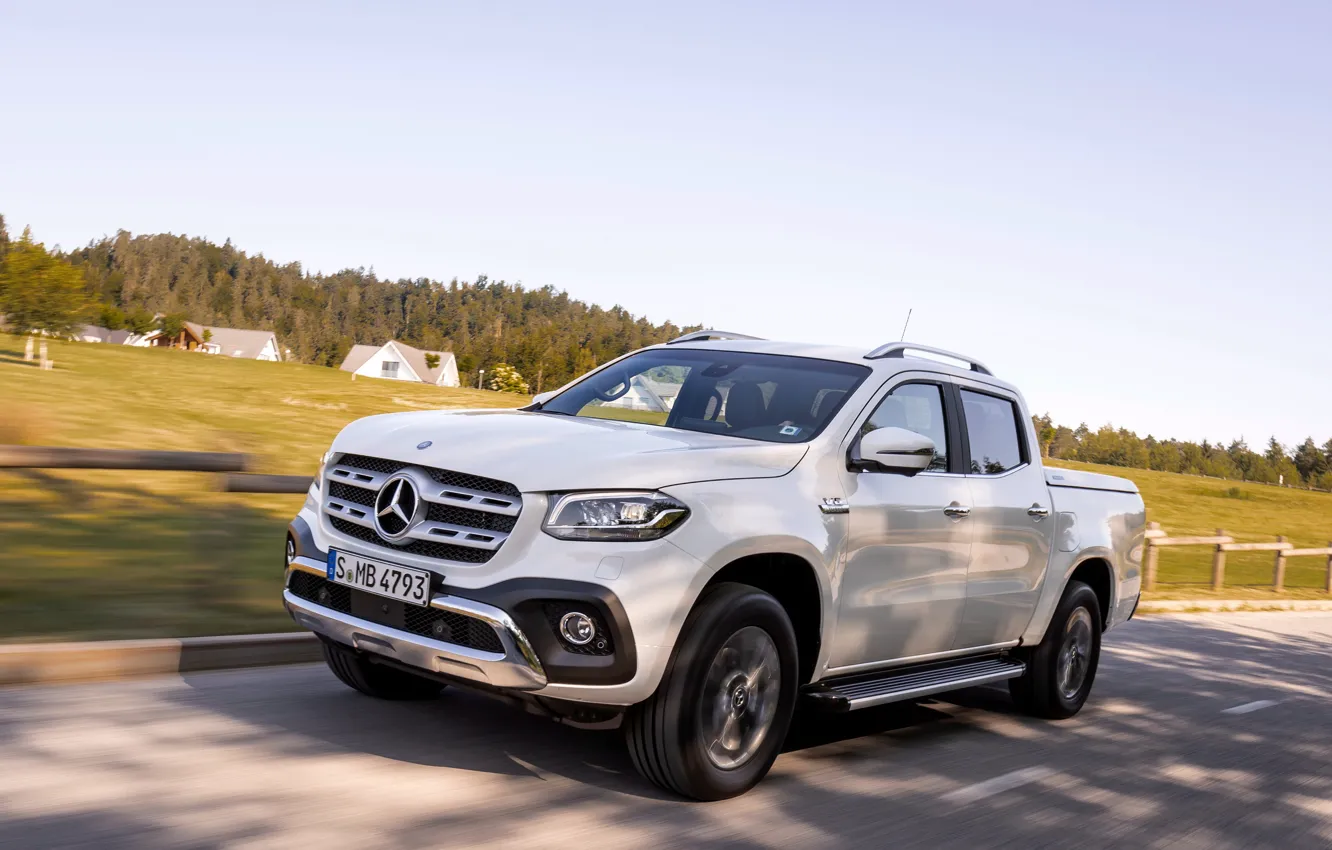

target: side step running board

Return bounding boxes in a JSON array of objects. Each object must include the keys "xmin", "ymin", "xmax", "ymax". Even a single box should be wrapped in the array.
[{"xmin": 802, "ymin": 655, "xmax": 1026, "ymax": 712}]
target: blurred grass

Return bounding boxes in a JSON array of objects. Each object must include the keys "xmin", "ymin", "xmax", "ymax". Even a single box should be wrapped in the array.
[
  {"xmin": 2, "ymin": 336, "xmax": 1329, "ymax": 642},
  {"xmin": 0, "ymin": 334, "xmax": 524, "ymax": 641},
  {"xmin": 1048, "ymin": 459, "xmax": 1332, "ymax": 598}
]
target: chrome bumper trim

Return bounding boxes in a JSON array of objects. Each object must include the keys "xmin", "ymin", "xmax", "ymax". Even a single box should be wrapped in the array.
[{"xmin": 283, "ymin": 564, "xmax": 548, "ymax": 690}]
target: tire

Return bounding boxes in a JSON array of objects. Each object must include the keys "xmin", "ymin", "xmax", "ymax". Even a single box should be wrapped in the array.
[
  {"xmin": 624, "ymin": 582, "xmax": 799, "ymax": 801},
  {"xmin": 1009, "ymin": 580, "xmax": 1102, "ymax": 719},
  {"xmin": 321, "ymin": 640, "xmax": 444, "ymax": 700}
]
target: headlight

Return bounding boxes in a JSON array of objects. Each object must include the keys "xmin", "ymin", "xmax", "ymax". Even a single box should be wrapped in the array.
[{"xmin": 543, "ymin": 491, "xmax": 689, "ymax": 541}]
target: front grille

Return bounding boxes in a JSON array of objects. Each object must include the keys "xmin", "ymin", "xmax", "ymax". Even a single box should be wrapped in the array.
[
  {"xmin": 403, "ymin": 605, "xmax": 504, "ymax": 652},
  {"xmin": 288, "ymin": 572, "xmax": 504, "ymax": 653},
  {"xmin": 330, "ymin": 517, "xmax": 495, "ymax": 563},
  {"xmin": 338, "ymin": 454, "xmax": 521, "ymax": 498},
  {"xmin": 289, "ymin": 571, "xmax": 351, "ymax": 613},
  {"xmin": 325, "ymin": 454, "xmax": 522, "ymax": 564},
  {"xmin": 329, "ymin": 480, "xmax": 375, "ymax": 507}
]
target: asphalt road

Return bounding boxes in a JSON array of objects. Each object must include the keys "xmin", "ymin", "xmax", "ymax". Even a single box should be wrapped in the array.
[{"xmin": 3, "ymin": 612, "xmax": 1330, "ymax": 849}]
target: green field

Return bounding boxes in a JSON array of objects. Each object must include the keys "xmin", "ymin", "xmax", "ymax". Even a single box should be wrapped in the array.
[{"xmin": 2, "ymin": 335, "xmax": 1329, "ymax": 642}]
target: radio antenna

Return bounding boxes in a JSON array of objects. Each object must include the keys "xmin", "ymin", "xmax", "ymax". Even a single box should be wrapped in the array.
[{"xmin": 899, "ymin": 308, "xmax": 913, "ymax": 341}]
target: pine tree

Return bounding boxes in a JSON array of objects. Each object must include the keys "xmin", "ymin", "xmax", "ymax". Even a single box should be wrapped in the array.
[
  {"xmin": 1265, "ymin": 437, "xmax": 1286, "ymax": 465},
  {"xmin": 1293, "ymin": 437, "xmax": 1327, "ymax": 484}
]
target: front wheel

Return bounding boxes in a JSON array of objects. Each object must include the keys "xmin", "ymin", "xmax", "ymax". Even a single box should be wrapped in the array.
[
  {"xmin": 624, "ymin": 583, "xmax": 798, "ymax": 800},
  {"xmin": 1010, "ymin": 580, "xmax": 1102, "ymax": 719}
]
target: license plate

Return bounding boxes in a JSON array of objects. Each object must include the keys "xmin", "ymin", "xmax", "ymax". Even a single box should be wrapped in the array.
[{"xmin": 327, "ymin": 549, "xmax": 431, "ymax": 605}]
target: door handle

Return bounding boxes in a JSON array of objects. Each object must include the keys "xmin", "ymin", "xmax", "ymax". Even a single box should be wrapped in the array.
[
  {"xmin": 943, "ymin": 504, "xmax": 971, "ymax": 519},
  {"xmin": 1027, "ymin": 504, "xmax": 1050, "ymax": 518}
]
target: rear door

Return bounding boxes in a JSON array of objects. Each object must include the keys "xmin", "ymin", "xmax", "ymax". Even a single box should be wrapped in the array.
[
  {"xmin": 952, "ymin": 382, "xmax": 1054, "ymax": 649},
  {"xmin": 829, "ymin": 373, "xmax": 973, "ymax": 669}
]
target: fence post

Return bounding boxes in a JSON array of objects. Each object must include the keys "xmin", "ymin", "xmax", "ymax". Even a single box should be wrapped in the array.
[
  {"xmin": 1326, "ymin": 541, "xmax": 1332, "ymax": 594},
  {"xmin": 1273, "ymin": 535, "xmax": 1287, "ymax": 592},
  {"xmin": 1144, "ymin": 522, "xmax": 1160, "ymax": 592},
  {"xmin": 1211, "ymin": 529, "xmax": 1227, "ymax": 592}
]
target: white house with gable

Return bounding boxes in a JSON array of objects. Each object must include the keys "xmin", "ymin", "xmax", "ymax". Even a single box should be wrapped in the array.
[{"xmin": 339, "ymin": 340, "xmax": 460, "ymax": 387}]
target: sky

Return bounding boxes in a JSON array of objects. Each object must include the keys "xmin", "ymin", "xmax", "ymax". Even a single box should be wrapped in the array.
[{"xmin": 2, "ymin": 1, "xmax": 1330, "ymax": 447}]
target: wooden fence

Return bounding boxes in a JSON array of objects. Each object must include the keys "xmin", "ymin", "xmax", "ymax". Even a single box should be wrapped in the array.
[
  {"xmin": 1144, "ymin": 522, "xmax": 1332, "ymax": 593},
  {"xmin": 0, "ymin": 445, "xmax": 313, "ymax": 493}
]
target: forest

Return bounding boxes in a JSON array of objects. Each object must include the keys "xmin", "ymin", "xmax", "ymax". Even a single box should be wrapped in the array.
[{"xmin": 4, "ymin": 215, "xmax": 695, "ymax": 393}]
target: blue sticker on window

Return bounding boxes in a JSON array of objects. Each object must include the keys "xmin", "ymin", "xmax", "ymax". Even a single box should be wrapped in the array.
[{"xmin": 780, "ymin": 425, "xmax": 801, "ymax": 436}]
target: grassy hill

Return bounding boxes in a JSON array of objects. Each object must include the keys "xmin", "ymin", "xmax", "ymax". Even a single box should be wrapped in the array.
[{"xmin": 2, "ymin": 335, "xmax": 1329, "ymax": 641}]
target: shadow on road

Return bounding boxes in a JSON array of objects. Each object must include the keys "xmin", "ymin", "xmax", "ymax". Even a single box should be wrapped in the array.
[{"xmin": 2, "ymin": 614, "xmax": 1329, "ymax": 848}]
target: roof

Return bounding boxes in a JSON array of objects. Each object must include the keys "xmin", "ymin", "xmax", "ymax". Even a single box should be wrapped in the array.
[
  {"xmin": 652, "ymin": 338, "xmax": 1019, "ymax": 393},
  {"xmin": 79, "ymin": 325, "xmax": 142, "ymax": 345},
  {"xmin": 195, "ymin": 324, "xmax": 280, "ymax": 359},
  {"xmin": 339, "ymin": 344, "xmax": 381, "ymax": 374},
  {"xmin": 339, "ymin": 340, "xmax": 456, "ymax": 385}
]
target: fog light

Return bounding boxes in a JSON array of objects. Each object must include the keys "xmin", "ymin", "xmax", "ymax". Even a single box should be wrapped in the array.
[
  {"xmin": 431, "ymin": 619, "xmax": 450, "ymax": 640},
  {"xmin": 559, "ymin": 611, "xmax": 596, "ymax": 646}
]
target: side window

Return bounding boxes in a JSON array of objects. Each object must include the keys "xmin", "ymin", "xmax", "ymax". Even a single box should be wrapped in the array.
[
  {"xmin": 960, "ymin": 389, "xmax": 1025, "ymax": 474},
  {"xmin": 861, "ymin": 383, "xmax": 948, "ymax": 472}
]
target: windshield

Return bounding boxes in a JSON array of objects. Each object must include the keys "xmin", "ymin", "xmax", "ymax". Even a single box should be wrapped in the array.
[{"xmin": 538, "ymin": 348, "xmax": 870, "ymax": 443}]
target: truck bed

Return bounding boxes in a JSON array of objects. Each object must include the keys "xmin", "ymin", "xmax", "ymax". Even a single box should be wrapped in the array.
[{"xmin": 1044, "ymin": 467, "xmax": 1138, "ymax": 494}]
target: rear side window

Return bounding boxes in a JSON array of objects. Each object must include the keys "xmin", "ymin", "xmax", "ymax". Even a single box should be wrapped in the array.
[{"xmin": 960, "ymin": 389, "xmax": 1025, "ymax": 475}]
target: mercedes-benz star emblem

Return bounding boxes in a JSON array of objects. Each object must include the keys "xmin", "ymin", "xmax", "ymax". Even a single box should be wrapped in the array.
[{"xmin": 373, "ymin": 474, "xmax": 422, "ymax": 541}]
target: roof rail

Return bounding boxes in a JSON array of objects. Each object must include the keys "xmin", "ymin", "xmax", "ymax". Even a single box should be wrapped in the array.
[
  {"xmin": 865, "ymin": 342, "xmax": 994, "ymax": 376},
  {"xmin": 666, "ymin": 330, "xmax": 765, "ymax": 345}
]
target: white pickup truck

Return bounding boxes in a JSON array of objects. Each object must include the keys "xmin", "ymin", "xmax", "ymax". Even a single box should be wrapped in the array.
[{"xmin": 284, "ymin": 332, "xmax": 1145, "ymax": 799}]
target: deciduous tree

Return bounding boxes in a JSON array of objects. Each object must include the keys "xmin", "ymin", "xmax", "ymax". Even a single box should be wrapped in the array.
[
  {"xmin": 487, "ymin": 363, "xmax": 530, "ymax": 394},
  {"xmin": 0, "ymin": 227, "xmax": 87, "ymax": 335}
]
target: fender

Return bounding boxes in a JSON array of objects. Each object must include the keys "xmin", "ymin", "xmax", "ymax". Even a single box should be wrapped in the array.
[{"xmin": 1020, "ymin": 546, "xmax": 1119, "ymax": 645}]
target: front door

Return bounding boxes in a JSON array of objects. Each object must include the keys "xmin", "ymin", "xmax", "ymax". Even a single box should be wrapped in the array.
[
  {"xmin": 829, "ymin": 377, "xmax": 973, "ymax": 669},
  {"xmin": 951, "ymin": 384, "xmax": 1055, "ymax": 649}
]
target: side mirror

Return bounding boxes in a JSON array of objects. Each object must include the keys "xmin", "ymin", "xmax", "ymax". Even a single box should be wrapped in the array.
[{"xmin": 856, "ymin": 427, "xmax": 936, "ymax": 475}]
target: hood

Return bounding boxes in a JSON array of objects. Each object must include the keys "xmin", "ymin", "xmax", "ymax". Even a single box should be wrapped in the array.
[{"xmin": 330, "ymin": 409, "xmax": 808, "ymax": 492}]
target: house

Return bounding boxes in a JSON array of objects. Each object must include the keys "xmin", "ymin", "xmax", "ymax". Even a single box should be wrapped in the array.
[
  {"xmin": 188, "ymin": 323, "xmax": 282, "ymax": 361},
  {"xmin": 597, "ymin": 376, "xmax": 682, "ymax": 413},
  {"xmin": 142, "ymin": 323, "xmax": 207, "ymax": 351},
  {"xmin": 76, "ymin": 325, "xmax": 151, "ymax": 346},
  {"xmin": 339, "ymin": 340, "xmax": 460, "ymax": 387}
]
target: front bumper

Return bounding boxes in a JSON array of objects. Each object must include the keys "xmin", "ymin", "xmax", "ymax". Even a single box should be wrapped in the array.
[{"xmin": 285, "ymin": 556, "xmax": 548, "ymax": 690}]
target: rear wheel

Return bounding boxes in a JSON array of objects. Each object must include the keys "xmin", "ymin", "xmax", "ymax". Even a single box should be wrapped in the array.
[
  {"xmin": 624, "ymin": 583, "xmax": 798, "ymax": 800},
  {"xmin": 321, "ymin": 640, "xmax": 444, "ymax": 700},
  {"xmin": 1010, "ymin": 581, "xmax": 1101, "ymax": 719}
]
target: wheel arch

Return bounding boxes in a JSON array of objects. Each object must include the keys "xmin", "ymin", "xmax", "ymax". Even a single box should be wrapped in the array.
[
  {"xmin": 702, "ymin": 552, "xmax": 824, "ymax": 685},
  {"xmin": 1067, "ymin": 556, "xmax": 1115, "ymax": 630}
]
